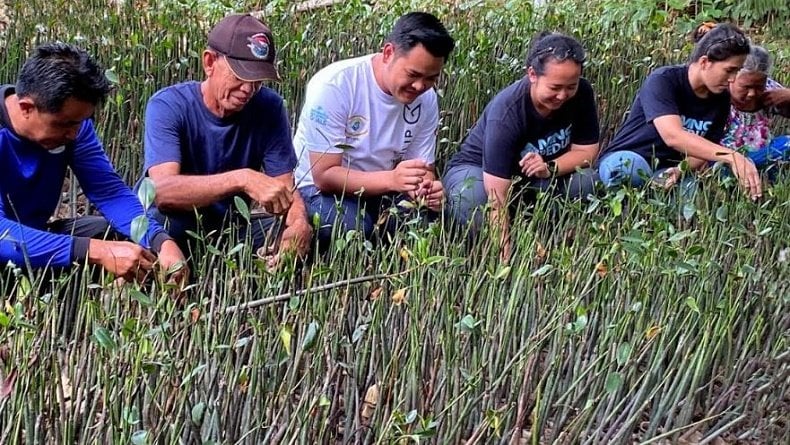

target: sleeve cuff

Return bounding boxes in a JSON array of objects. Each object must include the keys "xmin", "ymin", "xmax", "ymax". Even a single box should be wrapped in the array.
[
  {"xmin": 71, "ymin": 236, "xmax": 91, "ymax": 263},
  {"xmin": 150, "ymin": 231, "xmax": 173, "ymax": 254}
]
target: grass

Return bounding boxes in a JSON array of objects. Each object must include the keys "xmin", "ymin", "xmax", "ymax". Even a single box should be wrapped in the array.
[{"xmin": 1, "ymin": 0, "xmax": 789, "ymax": 443}]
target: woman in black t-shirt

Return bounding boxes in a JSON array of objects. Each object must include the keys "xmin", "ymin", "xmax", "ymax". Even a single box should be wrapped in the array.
[
  {"xmin": 597, "ymin": 23, "xmax": 761, "ymax": 199},
  {"xmin": 444, "ymin": 32, "xmax": 600, "ymax": 260}
]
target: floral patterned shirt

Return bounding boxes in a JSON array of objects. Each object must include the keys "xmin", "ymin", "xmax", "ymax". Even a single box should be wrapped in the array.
[{"xmin": 720, "ymin": 78, "xmax": 783, "ymax": 152}]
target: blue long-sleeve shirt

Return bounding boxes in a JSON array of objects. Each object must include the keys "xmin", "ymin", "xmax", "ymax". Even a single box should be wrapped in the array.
[{"xmin": 1, "ymin": 86, "xmax": 169, "ymax": 268}]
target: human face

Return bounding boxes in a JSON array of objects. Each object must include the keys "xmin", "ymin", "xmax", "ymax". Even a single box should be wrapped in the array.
[
  {"xmin": 699, "ymin": 54, "xmax": 746, "ymax": 94},
  {"xmin": 19, "ymin": 97, "xmax": 94, "ymax": 150},
  {"xmin": 380, "ymin": 43, "xmax": 445, "ymax": 104},
  {"xmin": 204, "ymin": 52, "xmax": 263, "ymax": 116},
  {"xmin": 527, "ymin": 59, "xmax": 582, "ymax": 115},
  {"xmin": 729, "ymin": 70, "xmax": 767, "ymax": 112}
]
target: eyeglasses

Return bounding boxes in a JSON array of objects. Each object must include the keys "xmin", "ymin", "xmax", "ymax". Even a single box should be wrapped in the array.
[
  {"xmin": 705, "ymin": 34, "xmax": 748, "ymax": 56},
  {"xmin": 530, "ymin": 46, "xmax": 585, "ymax": 64}
]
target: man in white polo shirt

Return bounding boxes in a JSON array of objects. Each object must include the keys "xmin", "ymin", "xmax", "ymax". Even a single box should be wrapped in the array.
[{"xmin": 293, "ymin": 12, "xmax": 454, "ymax": 248}]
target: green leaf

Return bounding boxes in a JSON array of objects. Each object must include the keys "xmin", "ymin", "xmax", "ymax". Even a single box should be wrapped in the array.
[
  {"xmin": 616, "ymin": 343, "xmax": 631, "ymax": 366},
  {"xmin": 279, "ymin": 326, "xmax": 292, "ymax": 356},
  {"xmin": 180, "ymin": 364, "xmax": 207, "ymax": 387},
  {"xmin": 605, "ymin": 372, "xmax": 623, "ymax": 394},
  {"xmin": 130, "ymin": 215, "xmax": 149, "ymax": 244},
  {"xmin": 531, "ymin": 264, "xmax": 553, "ymax": 277},
  {"xmin": 130, "ymin": 289, "xmax": 153, "ymax": 307},
  {"xmin": 234, "ymin": 336, "xmax": 253, "ymax": 349},
  {"xmin": 351, "ymin": 324, "xmax": 368, "ymax": 343},
  {"xmin": 227, "ymin": 243, "xmax": 245, "ymax": 256},
  {"xmin": 234, "ymin": 196, "xmax": 250, "ymax": 223},
  {"xmin": 493, "ymin": 266, "xmax": 511, "ymax": 280},
  {"xmin": 92, "ymin": 327, "xmax": 117, "ymax": 351},
  {"xmin": 130, "ymin": 430, "xmax": 148, "ymax": 445},
  {"xmin": 685, "ymin": 296, "xmax": 700, "ymax": 314},
  {"xmin": 123, "ymin": 406, "xmax": 140, "ymax": 425},
  {"xmin": 319, "ymin": 394, "xmax": 331, "ymax": 407},
  {"xmin": 397, "ymin": 199, "xmax": 416, "ymax": 209},
  {"xmin": 715, "ymin": 204, "xmax": 728, "ymax": 222},
  {"xmin": 191, "ymin": 402, "xmax": 205, "ymax": 425},
  {"xmin": 136, "ymin": 177, "xmax": 156, "ymax": 210},
  {"xmin": 456, "ymin": 314, "xmax": 482, "ymax": 333},
  {"xmin": 302, "ymin": 321, "xmax": 320, "ymax": 351},
  {"xmin": 682, "ymin": 202, "xmax": 696, "ymax": 221},
  {"xmin": 105, "ymin": 69, "xmax": 120, "ymax": 84}
]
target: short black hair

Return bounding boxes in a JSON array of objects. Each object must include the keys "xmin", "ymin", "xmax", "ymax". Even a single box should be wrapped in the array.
[
  {"xmin": 16, "ymin": 42, "xmax": 112, "ymax": 113},
  {"xmin": 689, "ymin": 23, "xmax": 749, "ymax": 62},
  {"xmin": 525, "ymin": 31, "xmax": 586, "ymax": 76},
  {"xmin": 385, "ymin": 12, "xmax": 455, "ymax": 60}
]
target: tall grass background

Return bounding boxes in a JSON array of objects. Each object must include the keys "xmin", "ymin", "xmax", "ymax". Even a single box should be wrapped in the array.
[{"xmin": 0, "ymin": 0, "xmax": 788, "ymax": 443}]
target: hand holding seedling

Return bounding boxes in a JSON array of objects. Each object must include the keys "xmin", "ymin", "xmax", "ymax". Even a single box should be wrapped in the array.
[
  {"xmin": 242, "ymin": 169, "xmax": 294, "ymax": 214},
  {"xmin": 390, "ymin": 159, "xmax": 429, "ymax": 193},
  {"xmin": 728, "ymin": 153, "xmax": 762, "ymax": 200},
  {"xmin": 519, "ymin": 152, "xmax": 551, "ymax": 178},
  {"xmin": 409, "ymin": 177, "xmax": 444, "ymax": 211},
  {"xmin": 157, "ymin": 239, "xmax": 189, "ymax": 288},
  {"xmin": 88, "ymin": 239, "xmax": 156, "ymax": 282}
]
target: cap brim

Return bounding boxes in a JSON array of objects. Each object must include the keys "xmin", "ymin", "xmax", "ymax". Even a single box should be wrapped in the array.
[{"xmin": 226, "ymin": 57, "xmax": 281, "ymax": 82}]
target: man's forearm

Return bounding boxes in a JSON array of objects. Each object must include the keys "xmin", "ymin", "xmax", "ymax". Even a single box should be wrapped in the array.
[
  {"xmin": 285, "ymin": 190, "xmax": 308, "ymax": 227},
  {"xmin": 153, "ymin": 170, "xmax": 246, "ymax": 211},
  {"xmin": 315, "ymin": 166, "xmax": 394, "ymax": 196}
]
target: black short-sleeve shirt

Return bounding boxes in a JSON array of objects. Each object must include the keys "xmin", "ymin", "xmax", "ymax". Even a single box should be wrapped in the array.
[
  {"xmin": 600, "ymin": 64, "xmax": 730, "ymax": 168},
  {"xmin": 447, "ymin": 77, "xmax": 600, "ymax": 179}
]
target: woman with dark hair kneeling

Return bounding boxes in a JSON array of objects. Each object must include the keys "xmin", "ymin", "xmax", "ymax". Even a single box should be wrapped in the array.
[
  {"xmin": 597, "ymin": 23, "xmax": 761, "ymax": 199},
  {"xmin": 445, "ymin": 32, "xmax": 600, "ymax": 260}
]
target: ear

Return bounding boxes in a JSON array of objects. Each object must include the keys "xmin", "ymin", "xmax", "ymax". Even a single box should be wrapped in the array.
[
  {"xmin": 17, "ymin": 96, "xmax": 36, "ymax": 117},
  {"xmin": 527, "ymin": 66, "xmax": 538, "ymax": 83},
  {"xmin": 381, "ymin": 43, "xmax": 396, "ymax": 64},
  {"xmin": 698, "ymin": 55, "xmax": 710, "ymax": 69},
  {"xmin": 203, "ymin": 50, "xmax": 219, "ymax": 76}
]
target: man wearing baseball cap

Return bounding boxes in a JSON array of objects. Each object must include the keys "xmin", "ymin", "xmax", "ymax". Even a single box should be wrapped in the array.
[{"xmin": 140, "ymin": 14, "xmax": 311, "ymax": 264}]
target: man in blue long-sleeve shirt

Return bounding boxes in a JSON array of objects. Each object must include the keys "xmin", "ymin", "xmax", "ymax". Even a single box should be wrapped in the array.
[{"xmin": 0, "ymin": 43, "xmax": 186, "ymax": 282}]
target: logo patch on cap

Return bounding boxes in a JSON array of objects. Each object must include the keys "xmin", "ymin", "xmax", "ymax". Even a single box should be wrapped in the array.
[{"xmin": 247, "ymin": 33, "xmax": 270, "ymax": 59}]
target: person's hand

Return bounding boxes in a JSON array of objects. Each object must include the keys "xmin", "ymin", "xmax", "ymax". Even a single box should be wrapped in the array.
[
  {"xmin": 409, "ymin": 179, "xmax": 444, "ymax": 211},
  {"xmin": 654, "ymin": 167, "xmax": 681, "ymax": 190},
  {"xmin": 156, "ymin": 240, "xmax": 189, "ymax": 289},
  {"xmin": 519, "ymin": 152, "xmax": 551, "ymax": 178},
  {"xmin": 242, "ymin": 169, "xmax": 293, "ymax": 215},
  {"xmin": 763, "ymin": 88, "xmax": 790, "ymax": 108},
  {"xmin": 390, "ymin": 159, "xmax": 429, "ymax": 193},
  {"xmin": 279, "ymin": 219, "xmax": 312, "ymax": 259},
  {"xmin": 729, "ymin": 153, "xmax": 762, "ymax": 200},
  {"xmin": 87, "ymin": 239, "xmax": 156, "ymax": 282}
]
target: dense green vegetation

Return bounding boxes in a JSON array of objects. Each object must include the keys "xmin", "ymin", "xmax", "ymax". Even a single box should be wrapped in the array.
[{"xmin": 0, "ymin": 0, "xmax": 788, "ymax": 443}]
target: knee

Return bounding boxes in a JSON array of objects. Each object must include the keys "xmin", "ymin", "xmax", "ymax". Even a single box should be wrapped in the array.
[{"xmin": 598, "ymin": 152, "xmax": 651, "ymax": 187}]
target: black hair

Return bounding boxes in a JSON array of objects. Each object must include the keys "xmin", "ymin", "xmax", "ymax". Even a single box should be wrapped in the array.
[
  {"xmin": 385, "ymin": 12, "xmax": 455, "ymax": 60},
  {"xmin": 16, "ymin": 42, "xmax": 112, "ymax": 113},
  {"xmin": 689, "ymin": 23, "xmax": 749, "ymax": 62},
  {"xmin": 525, "ymin": 31, "xmax": 586, "ymax": 75}
]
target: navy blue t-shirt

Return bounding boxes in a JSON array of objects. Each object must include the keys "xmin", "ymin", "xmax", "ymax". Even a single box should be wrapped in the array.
[
  {"xmin": 600, "ymin": 65, "xmax": 730, "ymax": 168},
  {"xmin": 447, "ymin": 77, "xmax": 599, "ymax": 179},
  {"xmin": 143, "ymin": 81, "xmax": 297, "ymax": 219}
]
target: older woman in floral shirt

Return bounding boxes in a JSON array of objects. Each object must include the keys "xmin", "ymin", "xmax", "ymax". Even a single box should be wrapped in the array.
[{"xmin": 721, "ymin": 45, "xmax": 790, "ymax": 175}]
